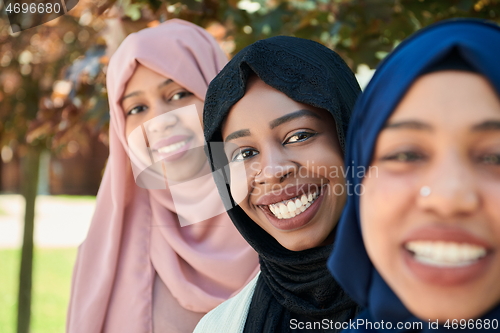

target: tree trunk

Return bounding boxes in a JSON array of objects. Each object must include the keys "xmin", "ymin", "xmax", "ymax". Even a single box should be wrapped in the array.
[
  {"xmin": 0, "ymin": 158, "xmax": 3, "ymax": 191},
  {"xmin": 17, "ymin": 146, "xmax": 40, "ymax": 333}
]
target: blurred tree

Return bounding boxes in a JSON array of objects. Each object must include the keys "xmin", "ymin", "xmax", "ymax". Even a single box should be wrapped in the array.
[
  {"xmin": 105, "ymin": 0, "xmax": 499, "ymax": 69},
  {"xmin": 0, "ymin": 2, "xmax": 108, "ymax": 332},
  {"xmin": 0, "ymin": 0, "xmax": 499, "ymax": 332}
]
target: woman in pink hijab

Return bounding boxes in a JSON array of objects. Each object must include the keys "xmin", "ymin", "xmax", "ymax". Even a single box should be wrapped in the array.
[{"xmin": 66, "ymin": 19, "xmax": 259, "ymax": 333}]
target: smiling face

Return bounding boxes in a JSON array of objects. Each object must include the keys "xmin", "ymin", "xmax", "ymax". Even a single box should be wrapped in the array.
[
  {"xmin": 361, "ymin": 71, "xmax": 500, "ymax": 321},
  {"xmin": 122, "ymin": 64, "xmax": 207, "ymax": 182},
  {"xmin": 221, "ymin": 77, "xmax": 345, "ymax": 251}
]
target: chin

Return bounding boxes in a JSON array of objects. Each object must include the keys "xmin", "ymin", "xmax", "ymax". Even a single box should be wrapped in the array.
[
  {"xmin": 164, "ymin": 156, "xmax": 208, "ymax": 182},
  {"xmin": 410, "ymin": 304, "xmax": 463, "ymax": 322},
  {"xmin": 281, "ymin": 241, "xmax": 314, "ymax": 252},
  {"xmin": 406, "ymin": 298, "xmax": 496, "ymax": 323},
  {"xmin": 277, "ymin": 233, "xmax": 329, "ymax": 252}
]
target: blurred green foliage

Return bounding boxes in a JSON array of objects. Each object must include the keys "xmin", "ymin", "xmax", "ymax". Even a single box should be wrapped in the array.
[{"xmin": 122, "ymin": 0, "xmax": 500, "ymax": 68}]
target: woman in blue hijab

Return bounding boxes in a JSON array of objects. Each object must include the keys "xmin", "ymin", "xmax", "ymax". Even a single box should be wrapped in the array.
[{"xmin": 328, "ymin": 19, "xmax": 500, "ymax": 332}]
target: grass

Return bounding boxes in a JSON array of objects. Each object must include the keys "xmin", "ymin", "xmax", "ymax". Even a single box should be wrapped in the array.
[
  {"xmin": 0, "ymin": 248, "xmax": 77, "ymax": 333},
  {"xmin": 51, "ymin": 195, "xmax": 97, "ymax": 202}
]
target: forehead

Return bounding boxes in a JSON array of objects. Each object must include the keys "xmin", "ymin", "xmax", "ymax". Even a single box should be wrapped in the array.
[
  {"xmin": 125, "ymin": 65, "xmax": 160, "ymax": 86},
  {"xmin": 123, "ymin": 64, "xmax": 176, "ymax": 94},
  {"xmin": 389, "ymin": 71, "xmax": 500, "ymax": 125},
  {"xmin": 222, "ymin": 78, "xmax": 308, "ymax": 133}
]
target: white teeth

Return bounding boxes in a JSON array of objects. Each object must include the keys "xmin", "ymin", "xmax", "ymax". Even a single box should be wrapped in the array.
[
  {"xmin": 406, "ymin": 241, "xmax": 487, "ymax": 267},
  {"xmin": 279, "ymin": 203, "xmax": 287, "ymax": 215},
  {"xmin": 157, "ymin": 140, "xmax": 187, "ymax": 154},
  {"xmin": 267, "ymin": 189, "xmax": 321, "ymax": 220}
]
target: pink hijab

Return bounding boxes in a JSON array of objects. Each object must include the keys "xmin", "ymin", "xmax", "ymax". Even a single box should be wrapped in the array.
[{"xmin": 67, "ymin": 19, "xmax": 259, "ymax": 332}]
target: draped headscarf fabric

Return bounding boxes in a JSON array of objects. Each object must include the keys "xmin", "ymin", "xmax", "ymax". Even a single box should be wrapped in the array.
[
  {"xmin": 328, "ymin": 19, "xmax": 500, "ymax": 331},
  {"xmin": 203, "ymin": 36, "xmax": 361, "ymax": 332},
  {"xmin": 67, "ymin": 19, "xmax": 259, "ymax": 333}
]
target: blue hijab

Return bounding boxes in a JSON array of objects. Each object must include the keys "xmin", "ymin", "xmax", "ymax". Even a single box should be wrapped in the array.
[{"xmin": 328, "ymin": 19, "xmax": 500, "ymax": 332}]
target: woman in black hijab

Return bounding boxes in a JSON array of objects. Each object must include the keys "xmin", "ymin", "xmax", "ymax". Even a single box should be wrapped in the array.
[{"xmin": 194, "ymin": 36, "xmax": 361, "ymax": 333}]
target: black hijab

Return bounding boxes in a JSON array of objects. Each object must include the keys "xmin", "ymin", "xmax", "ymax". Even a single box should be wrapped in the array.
[{"xmin": 203, "ymin": 36, "xmax": 361, "ymax": 332}]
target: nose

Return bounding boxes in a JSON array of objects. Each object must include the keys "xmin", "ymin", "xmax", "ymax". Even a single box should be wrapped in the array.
[
  {"xmin": 254, "ymin": 145, "xmax": 298, "ymax": 185},
  {"xmin": 417, "ymin": 150, "xmax": 480, "ymax": 218},
  {"xmin": 144, "ymin": 101, "xmax": 179, "ymax": 133}
]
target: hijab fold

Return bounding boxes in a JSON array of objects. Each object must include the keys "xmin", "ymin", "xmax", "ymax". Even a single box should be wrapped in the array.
[
  {"xmin": 67, "ymin": 19, "xmax": 259, "ymax": 333},
  {"xmin": 203, "ymin": 36, "xmax": 361, "ymax": 332},
  {"xmin": 328, "ymin": 19, "xmax": 500, "ymax": 332}
]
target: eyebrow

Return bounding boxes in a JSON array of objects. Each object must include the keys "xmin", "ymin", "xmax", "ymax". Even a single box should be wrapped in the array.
[
  {"xmin": 224, "ymin": 129, "xmax": 251, "ymax": 142},
  {"xmin": 120, "ymin": 79, "xmax": 174, "ymax": 103},
  {"xmin": 224, "ymin": 109, "xmax": 321, "ymax": 143},
  {"xmin": 471, "ymin": 120, "xmax": 500, "ymax": 132},
  {"xmin": 269, "ymin": 109, "xmax": 321, "ymax": 129},
  {"xmin": 383, "ymin": 120, "xmax": 433, "ymax": 131},
  {"xmin": 158, "ymin": 79, "xmax": 173, "ymax": 89}
]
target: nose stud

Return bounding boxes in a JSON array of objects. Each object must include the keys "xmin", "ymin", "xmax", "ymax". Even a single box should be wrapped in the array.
[{"xmin": 420, "ymin": 186, "xmax": 431, "ymax": 197}]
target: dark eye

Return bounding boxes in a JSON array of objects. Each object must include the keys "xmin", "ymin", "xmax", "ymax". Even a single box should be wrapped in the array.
[
  {"xmin": 284, "ymin": 131, "xmax": 316, "ymax": 144},
  {"xmin": 480, "ymin": 154, "xmax": 500, "ymax": 165},
  {"xmin": 232, "ymin": 148, "xmax": 259, "ymax": 162},
  {"xmin": 127, "ymin": 105, "xmax": 147, "ymax": 116},
  {"xmin": 170, "ymin": 91, "xmax": 193, "ymax": 101},
  {"xmin": 382, "ymin": 151, "xmax": 425, "ymax": 162}
]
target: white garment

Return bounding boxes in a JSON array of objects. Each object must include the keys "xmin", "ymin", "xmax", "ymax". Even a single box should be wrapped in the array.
[{"xmin": 193, "ymin": 272, "xmax": 260, "ymax": 333}]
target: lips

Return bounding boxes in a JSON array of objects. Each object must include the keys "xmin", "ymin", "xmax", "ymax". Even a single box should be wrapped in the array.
[
  {"xmin": 402, "ymin": 227, "xmax": 494, "ymax": 285},
  {"xmin": 255, "ymin": 183, "xmax": 322, "ymax": 206},
  {"xmin": 257, "ymin": 184, "xmax": 327, "ymax": 231},
  {"xmin": 406, "ymin": 241, "xmax": 487, "ymax": 267},
  {"xmin": 268, "ymin": 191, "xmax": 319, "ymax": 219},
  {"xmin": 151, "ymin": 135, "xmax": 192, "ymax": 162},
  {"xmin": 151, "ymin": 135, "xmax": 191, "ymax": 151}
]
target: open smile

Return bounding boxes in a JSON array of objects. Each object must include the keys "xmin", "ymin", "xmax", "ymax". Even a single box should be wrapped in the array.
[
  {"xmin": 402, "ymin": 227, "xmax": 494, "ymax": 285},
  {"xmin": 406, "ymin": 241, "xmax": 487, "ymax": 267},
  {"xmin": 256, "ymin": 184, "xmax": 328, "ymax": 231},
  {"xmin": 267, "ymin": 191, "xmax": 319, "ymax": 219},
  {"xmin": 151, "ymin": 135, "xmax": 193, "ymax": 162}
]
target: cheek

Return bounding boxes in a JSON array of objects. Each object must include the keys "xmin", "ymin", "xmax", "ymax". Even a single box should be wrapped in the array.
[
  {"xmin": 125, "ymin": 117, "xmax": 141, "ymax": 139},
  {"xmin": 184, "ymin": 115, "xmax": 203, "ymax": 136},
  {"xmin": 295, "ymin": 138, "xmax": 344, "ymax": 179},
  {"xmin": 482, "ymin": 178, "xmax": 500, "ymax": 238},
  {"xmin": 195, "ymin": 100, "xmax": 204, "ymax": 123},
  {"xmin": 360, "ymin": 170, "xmax": 416, "ymax": 271},
  {"xmin": 181, "ymin": 98, "xmax": 205, "ymax": 126},
  {"xmin": 229, "ymin": 163, "xmax": 254, "ymax": 206},
  {"xmin": 178, "ymin": 113, "xmax": 205, "ymax": 147}
]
